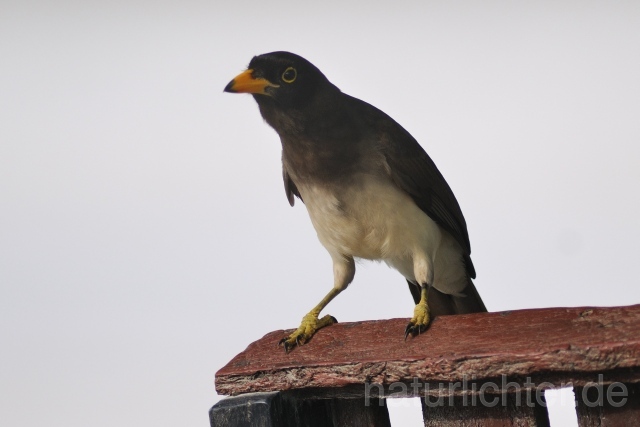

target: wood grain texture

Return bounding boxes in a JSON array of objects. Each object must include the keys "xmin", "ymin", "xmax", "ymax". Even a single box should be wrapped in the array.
[{"xmin": 215, "ymin": 305, "xmax": 640, "ymax": 396}]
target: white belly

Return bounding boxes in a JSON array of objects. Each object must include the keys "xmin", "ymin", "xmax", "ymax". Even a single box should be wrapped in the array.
[{"xmin": 299, "ymin": 178, "xmax": 468, "ymax": 295}]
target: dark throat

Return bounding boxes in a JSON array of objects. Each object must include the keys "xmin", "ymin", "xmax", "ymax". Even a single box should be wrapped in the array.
[{"xmin": 258, "ymin": 95, "xmax": 364, "ymax": 185}]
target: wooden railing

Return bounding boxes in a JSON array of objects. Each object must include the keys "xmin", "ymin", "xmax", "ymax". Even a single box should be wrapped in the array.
[{"xmin": 210, "ymin": 305, "xmax": 640, "ymax": 426}]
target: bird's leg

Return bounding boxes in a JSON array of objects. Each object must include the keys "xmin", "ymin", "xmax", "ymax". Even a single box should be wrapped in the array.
[
  {"xmin": 278, "ymin": 287, "xmax": 341, "ymax": 353},
  {"xmin": 279, "ymin": 255, "xmax": 354, "ymax": 353},
  {"xmin": 405, "ymin": 256, "xmax": 434, "ymax": 338},
  {"xmin": 405, "ymin": 285, "xmax": 431, "ymax": 339}
]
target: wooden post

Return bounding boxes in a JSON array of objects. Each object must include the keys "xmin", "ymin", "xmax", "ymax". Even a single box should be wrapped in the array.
[{"xmin": 575, "ymin": 382, "xmax": 640, "ymax": 427}]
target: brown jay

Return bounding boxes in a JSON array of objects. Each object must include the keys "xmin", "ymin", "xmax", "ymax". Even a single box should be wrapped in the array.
[{"xmin": 224, "ymin": 52, "xmax": 486, "ymax": 352}]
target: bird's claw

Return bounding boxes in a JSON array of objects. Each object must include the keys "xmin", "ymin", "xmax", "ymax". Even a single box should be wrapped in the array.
[
  {"xmin": 278, "ymin": 337, "xmax": 296, "ymax": 354},
  {"xmin": 277, "ymin": 336, "xmax": 297, "ymax": 353},
  {"xmin": 405, "ymin": 302, "xmax": 431, "ymax": 341},
  {"xmin": 278, "ymin": 313, "xmax": 337, "ymax": 353},
  {"xmin": 404, "ymin": 321, "xmax": 428, "ymax": 340},
  {"xmin": 278, "ymin": 330, "xmax": 310, "ymax": 353}
]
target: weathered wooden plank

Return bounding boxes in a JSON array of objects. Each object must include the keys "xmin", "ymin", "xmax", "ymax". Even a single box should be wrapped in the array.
[
  {"xmin": 216, "ymin": 305, "xmax": 640, "ymax": 396},
  {"xmin": 209, "ymin": 392, "xmax": 391, "ymax": 427}
]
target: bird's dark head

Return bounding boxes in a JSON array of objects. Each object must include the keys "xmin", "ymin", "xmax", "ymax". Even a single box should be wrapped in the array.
[{"xmin": 224, "ymin": 51, "xmax": 336, "ymax": 113}]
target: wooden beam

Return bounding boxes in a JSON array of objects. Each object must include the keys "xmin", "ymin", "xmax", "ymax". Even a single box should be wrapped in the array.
[{"xmin": 216, "ymin": 305, "xmax": 640, "ymax": 396}]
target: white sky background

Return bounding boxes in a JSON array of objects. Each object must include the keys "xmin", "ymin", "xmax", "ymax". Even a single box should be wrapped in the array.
[{"xmin": 1, "ymin": 1, "xmax": 639, "ymax": 426}]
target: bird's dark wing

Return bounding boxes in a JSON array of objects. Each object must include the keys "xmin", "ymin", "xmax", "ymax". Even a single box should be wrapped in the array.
[
  {"xmin": 361, "ymin": 101, "xmax": 475, "ymax": 278},
  {"xmin": 283, "ymin": 166, "xmax": 302, "ymax": 206}
]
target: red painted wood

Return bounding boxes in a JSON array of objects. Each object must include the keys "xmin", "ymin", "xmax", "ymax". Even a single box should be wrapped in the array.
[{"xmin": 216, "ymin": 305, "xmax": 640, "ymax": 396}]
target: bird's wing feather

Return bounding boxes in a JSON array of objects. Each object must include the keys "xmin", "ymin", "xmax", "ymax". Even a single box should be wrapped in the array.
[
  {"xmin": 283, "ymin": 166, "xmax": 302, "ymax": 206},
  {"xmin": 363, "ymin": 102, "xmax": 475, "ymax": 278}
]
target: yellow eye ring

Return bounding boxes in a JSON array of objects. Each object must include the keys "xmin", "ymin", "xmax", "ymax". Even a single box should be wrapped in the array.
[{"xmin": 282, "ymin": 67, "xmax": 297, "ymax": 83}]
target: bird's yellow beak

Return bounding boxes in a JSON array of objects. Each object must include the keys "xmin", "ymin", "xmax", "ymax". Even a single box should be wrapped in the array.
[{"xmin": 224, "ymin": 69, "xmax": 278, "ymax": 95}]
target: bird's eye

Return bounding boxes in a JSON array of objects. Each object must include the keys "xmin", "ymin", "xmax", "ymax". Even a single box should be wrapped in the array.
[{"xmin": 281, "ymin": 67, "xmax": 297, "ymax": 83}]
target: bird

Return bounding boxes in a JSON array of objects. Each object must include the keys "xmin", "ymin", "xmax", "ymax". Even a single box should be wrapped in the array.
[{"xmin": 224, "ymin": 51, "xmax": 486, "ymax": 352}]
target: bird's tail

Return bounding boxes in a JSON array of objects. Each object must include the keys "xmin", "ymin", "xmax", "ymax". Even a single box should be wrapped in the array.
[{"xmin": 407, "ymin": 279, "xmax": 487, "ymax": 316}]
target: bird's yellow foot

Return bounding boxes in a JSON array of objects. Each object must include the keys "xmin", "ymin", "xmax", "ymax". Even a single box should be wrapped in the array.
[
  {"xmin": 279, "ymin": 312, "xmax": 337, "ymax": 353},
  {"xmin": 405, "ymin": 301, "xmax": 431, "ymax": 339}
]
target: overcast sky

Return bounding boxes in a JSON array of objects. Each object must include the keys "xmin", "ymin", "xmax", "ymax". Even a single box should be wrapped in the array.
[{"xmin": 1, "ymin": 1, "xmax": 639, "ymax": 426}]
